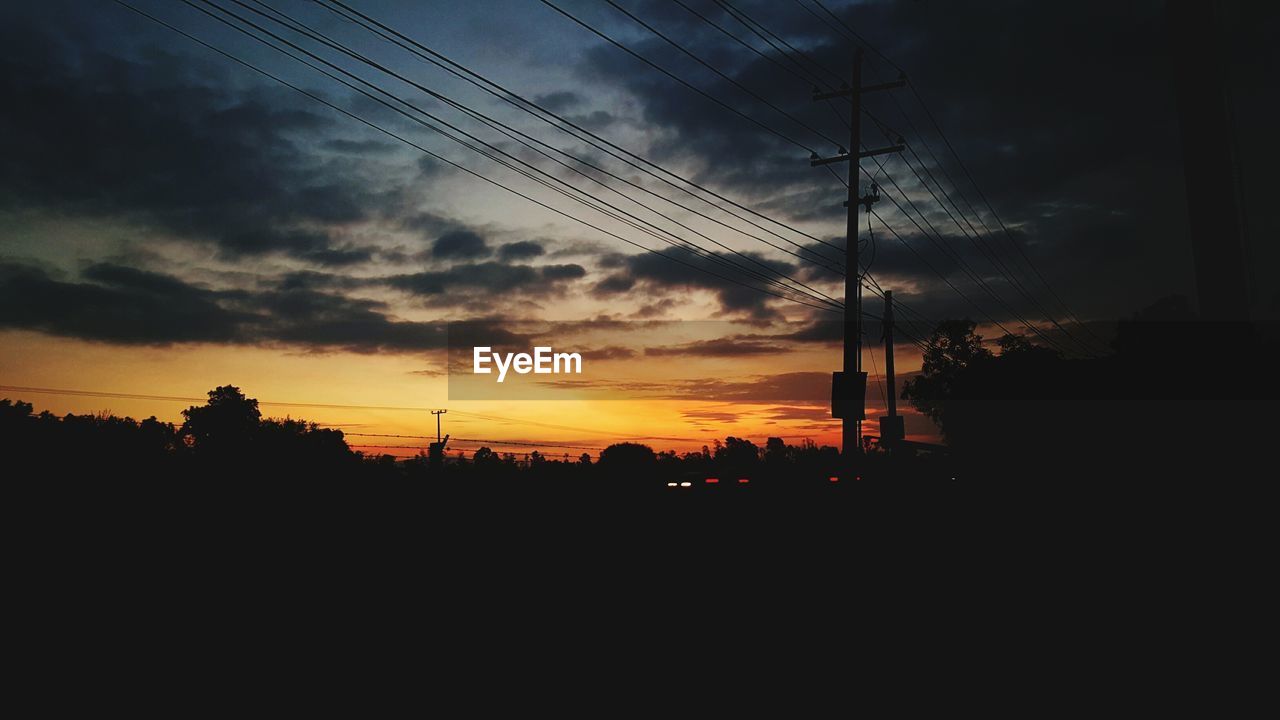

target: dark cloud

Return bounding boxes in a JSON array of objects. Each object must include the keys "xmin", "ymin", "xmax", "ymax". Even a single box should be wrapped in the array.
[
  {"xmin": 630, "ymin": 298, "xmax": 679, "ymax": 318},
  {"xmin": 576, "ymin": 0, "xmax": 1195, "ymax": 323},
  {"xmin": 0, "ymin": 0, "xmax": 1232, "ymax": 356},
  {"xmin": 578, "ymin": 345, "xmax": 638, "ymax": 361},
  {"xmin": 540, "ymin": 264, "xmax": 588, "ymax": 281},
  {"xmin": 593, "ymin": 274, "xmax": 636, "ymax": 295},
  {"xmin": 645, "ymin": 338, "xmax": 790, "ymax": 358},
  {"xmin": 0, "ymin": 261, "xmax": 250, "ymax": 345},
  {"xmin": 279, "ymin": 258, "xmax": 588, "ymax": 314},
  {"xmin": 760, "ymin": 406, "xmax": 838, "ymax": 423},
  {"xmin": 384, "ymin": 261, "xmax": 584, "ymax": 299},
  {"xmin": 0, "ymin": 261, "xmax": 446, "ymax": 352},
  {"xmin": 680, "ymin": 408, "xmax": 740, "ymax": 426},
  {"xmin": 594, "ymin": 248, "xmax": 815, "ymax": 320},
  {"xmin": 670, "ymin": 372, "xmax": 832, "ymax": 405},
  {"xmin": 532, "ymin": 90, "xmax": 583, "ymax": 112},
  {"xmin": 497, "ymin": 240, "xmax": 546, "ymax": 260},
  {"xmin": 0, "ymin": 20, "xmax": 411, "ymax": 266},
  {"xmin": 432, "ymin": 230, "xmax": 491, "ymax": 260}
]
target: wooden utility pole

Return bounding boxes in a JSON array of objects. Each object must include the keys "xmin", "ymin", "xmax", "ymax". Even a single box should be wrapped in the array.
[
  {"xmin": 429, "ymin": 409, "xmax": 448, "ymax": 467},
  {"xmin": 811, "ymin": 47, "xmax": 904, "ymax": 477},
  {"xmin": 431, "ymin": 409, "xmax": 447, "ymax": 444},
  {"xmin": 879, "ymin": 290, "xmax": 905, "ymax": 447}
]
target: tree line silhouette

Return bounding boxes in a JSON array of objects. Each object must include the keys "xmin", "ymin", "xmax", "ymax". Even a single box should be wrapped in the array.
[
  {"xmin": 0, "ymin": 384, "xmax": 953, "ymax": 486},
  {"xmin": 4, "ymin": 297, "xmax": 1273, "ymax": 485}
]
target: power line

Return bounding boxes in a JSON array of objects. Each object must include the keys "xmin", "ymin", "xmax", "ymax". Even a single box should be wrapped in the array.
[
  {"xmin": 861, "ymin": 148, "xmax": 1077, "ymax": 354},
  {"xmin": 603, "ymin": 0, "xmax": 844, "ymax": 149},
  {"xmin": 308, "ymin": 6, "xmax": 846, "ymax": 274},
  {"xmin": 906, "ymin": 85, "xmax": 1111, "ymax": 350},
  {"xmin": 130, "ymin": 1, "xmax": 950, "ymax": 356},
  {"xmin": 868, "ymin": 206, "xmax": 1029, "ymax": 343},
  {"xmin": 702, "ymin": 3, "xmax": 1069, "ymax": 352},
  {"xmin": 875, "ymin": 130, "xmax": 1096, "ymax": 356},
  {"xmin": 716, "ymin": 0, "xmax": 843, "ymax": 88},
  {"xmin": 806, "ymin": 0, "xmax": 904, "ymax": 75},
  {"xmin": 169, "ymin": 0, "xmax": 841, "ymax": 314},
  {"xmin": 668, "ymin": 0, "xmax": 827, "ymax": 92},
  {"xmin": 343, "ymin": 432, "xmax": 607, "ymax": 451},
  {"xmin": 852, "ymin": 61, "xmax": 1101, "ymax": 356},
  {"xmin": 729, "ymin": 0, "xmax": 1076, "ymax": 354},
  {"xmin": 319, "ymin": 0, "xmax": 848, "ymax": 259},
  {"xmin": 228, "ymin": 0, "xmax": 844, "ymax": 310},
  {"xmin": 865, "ymin": 327, "xmax": 886, "ymax": 408},
  {"xmin": 447, "ymin": 410, "xmax": 708, "ymax": 444},
  {"xmin": 538, "ymin": 0, "xmax": 825, "ymax": 154},
  {"xmin": 348, "ymin": 442, "xmax": 605, "ymax": 459},
  {"xmin": 800, "ymin": 0, "xmax": 1107, "ymax": 352},
  {"xmin": 454, "ymin": 438, "xmax": 606, "ymax": 451}
]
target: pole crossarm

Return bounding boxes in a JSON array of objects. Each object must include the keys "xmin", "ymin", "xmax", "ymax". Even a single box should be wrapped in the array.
[
  {"xmin": 809, "ymin": 144, "xmax": 904, "ymax": 166},
  {"xmin": 812, "ymin": 77, "xmax": 906, "ymax": 100}
]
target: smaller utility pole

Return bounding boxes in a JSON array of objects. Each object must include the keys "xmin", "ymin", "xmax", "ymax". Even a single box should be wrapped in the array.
[
  {"xmin": 429, "ymin": 409, "xmax": 449, "ymax": 468},
  {"xmin": 879, "ymin": 291, "xmax": 905, "ymax": 448},
  {"xmin": 431, "ymin": 409, "xmax": 447, "ymax": 444}
]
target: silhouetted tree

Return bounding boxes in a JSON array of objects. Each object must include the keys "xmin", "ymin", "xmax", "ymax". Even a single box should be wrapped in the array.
[
  {"xmin": 902, "ymin": 320, "xmax": 993, "ymax": 436},
  {"xmin": 599, "ymin": 442, "xmax": 656, "ymax": 485},
  {"xmin": 764, "ymin": 437, "xmax": 790, "ymax": 466},
  {"xmin": 181, "ymin": 385, "xmax": 260, "ymax": 455},
  {"xmin": 715, "ymin": 436, "xmax": 759, "ymax": 479}
]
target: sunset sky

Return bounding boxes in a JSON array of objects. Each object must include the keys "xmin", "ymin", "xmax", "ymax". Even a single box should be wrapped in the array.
[{"xmin": 0, "ymin": 0, "xmax": 1206, "ymax": 455}]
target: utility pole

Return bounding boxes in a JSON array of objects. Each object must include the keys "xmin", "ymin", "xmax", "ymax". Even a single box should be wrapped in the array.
[
  {"xmin": 879, "ymin": 290, "xmax": 905, "ymax": 448},
  {"xmin": 431, "ymin": 409, "xmax": 447, "ymax": 444},
  {"xmin": 429, "ymin": 409, "xmax": 449, "ymax": 468},
  {"xmin": 811, "ymin": 47, "xmax": 904, "ymax": 478}
]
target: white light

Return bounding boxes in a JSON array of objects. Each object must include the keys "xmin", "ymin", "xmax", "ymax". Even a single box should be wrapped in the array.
[
  {"xmin": 667, "ymin": 482, "xmax": 678, "ymax": 487},
  {"xmin": 680, "ymin": 481, "xmax": 691, "ymax": 487}
]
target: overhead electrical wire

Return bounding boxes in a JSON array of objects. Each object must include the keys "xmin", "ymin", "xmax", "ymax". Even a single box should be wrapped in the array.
[
  {"xmin": 538, "ymin": 0, "xmax": 827, "ymax": 155},
  {"xmin": 318, "ymin": 0, "xmax": 848, "ymax": 260},
  {"xmin": 307, "ymin": 5, "xmax": 846, "ymax": 274},
  {"xmin": 669, "ymin": 0, "xmax": 828, "ymax": 92},
  {"xmin": 105, "ymin": 2, "xmax": 960, "ymax": 388},
  {"xmin": 715, "ymin": 0, "xmax": 843, "ymax": 89},
  {"xmin": 628, "ymin": 0, "xmax": 1053, "ymax": 350},
  {"xmin": 602, "ymin": 0, "xmax": 845, "ymax": 150},
  {"xmin": 800, "ymin": 0, "xmax": 1106, "ymax": 353},
  {"xmin": 174, "ymin": 0, "xmax": 842, "ymax": 314},
  {"xmin": 722, "ymin": 2, "xmax": 1080, "ymax": 354},
  {"xmin": 224, "ymin": 0, "xmax": 845, "ymax": 309}
]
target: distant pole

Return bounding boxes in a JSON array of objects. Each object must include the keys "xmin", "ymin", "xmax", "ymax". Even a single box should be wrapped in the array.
[
  {"xmin": 809, "ymin": 49, "xmax": 904, "ymax": 478},
  {"xmin": 884, "ymin": 291, "xmax": 898, "ymax": 421},
  {"xmin": 879, "ymin": 290, "xmax": 905, "ymax": 449},
  {"xmin": 432, "ymin": 409, "xmax": 446, "ymax": 443}
]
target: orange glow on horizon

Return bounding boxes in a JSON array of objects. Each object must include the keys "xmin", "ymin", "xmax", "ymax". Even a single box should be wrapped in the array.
[{"xmin": 0, "ymin": 329, "xmax": 939, "ymax": 454}]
